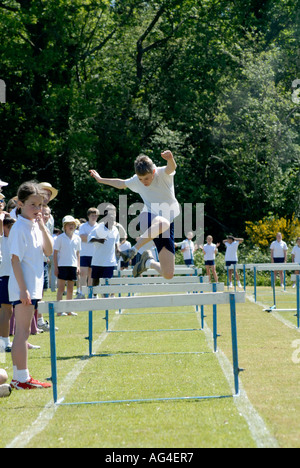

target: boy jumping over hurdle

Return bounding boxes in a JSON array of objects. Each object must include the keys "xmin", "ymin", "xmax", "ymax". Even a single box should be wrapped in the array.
[{"xmin": 89, "ymin": 151, "xmax": 180, "ymax": 279}]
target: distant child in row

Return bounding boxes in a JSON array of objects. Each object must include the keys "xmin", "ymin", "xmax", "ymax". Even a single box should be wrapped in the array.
[
  {"xmin": 270, "ymin": 232, "xmax": 288, "ymax": 288},
  {"xmin": 292, "ymin": 237, "xmax": 300, "ymax": 288},
  {"xmin": 54, "ymin": 216, "xmax": 81, "ymax": 316},
  {"xmin": 201, "ymin": 235, "xmax": 220, "ymax": 283},
  {"xmin": 77, "ymin": 207, "xmax": 100, "ymax": 298},
  {"xmin": 223, "ymin": 235, "xmax": 244, "ymax": 288},
  {"xmin": 88, "ymin": 204, "xmax": 120, "ymax": 285},
  {"xmin": 9, "ymin": 181, "xmax": 53, "ymax": 390}
]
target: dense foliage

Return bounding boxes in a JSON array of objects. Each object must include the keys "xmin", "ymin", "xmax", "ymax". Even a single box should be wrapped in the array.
[{"xmin": 0, "ymin": 0, "xmax": 299, "ymax": 240}]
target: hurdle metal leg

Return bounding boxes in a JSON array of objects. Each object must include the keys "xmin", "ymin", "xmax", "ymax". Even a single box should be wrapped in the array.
[
  {"xmin": 213, "ymin": 283, "xmax": 220, "ymax": 353},
  {"xmin": 230, "ymin": 294, "xmax": 242, "ymax": 396},
  {"xmin": 297, "ymin": 275, "xmax": 300, "ymax": 329},
  {"xmin": 49, "ymin": 303, "xmax": 58, "ymax": 404}
]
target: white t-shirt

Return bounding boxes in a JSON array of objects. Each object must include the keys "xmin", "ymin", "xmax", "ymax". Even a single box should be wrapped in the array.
[
  {"xmin": 0, "ymin": 236, "xmax": 11, "ymax": 277},
  {"xmin": 89, "ymin": 223, "xmax": 120, "ymax": 267},
  {"xmin": 292, "ymin": 245, "xmax": 300, "ymax": 264},
  {"xmin": 181, "ymin": 240, "xmax": 195, "ymax": 261},
  {"xmin": 125, "ymin": 166, "xmax": 180, "ymax": 222},
  {"xmin": 79, "ymin": 221, "xmax": 98, "ymax": 257},
  {"xmin": 270, "ymin": 240, "xmax": 288, "ymax": 258},
  {"xmin": 8, "ymin": 216, "xmax": 44, "ymax": 302},
  {"xmin": 54, "ymin": 232, "xmax": 81, "ymax": 267},
  {"xmin": 203, "ymin": 243, "xmax": 217, "ymax": 261},
  {"xmin": 225, "ymin": 241, "xmax": 239, "ymax": 262}
]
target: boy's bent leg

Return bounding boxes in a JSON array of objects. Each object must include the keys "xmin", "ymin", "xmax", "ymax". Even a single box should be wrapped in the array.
[{"xmin": 158, "ymin": 247, "xmax": 175, "ymax": 280}]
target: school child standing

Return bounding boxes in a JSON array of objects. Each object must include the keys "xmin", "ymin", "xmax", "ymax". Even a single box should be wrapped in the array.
[
  {"xmin": 0, "ymin": 215, "xmax": 15, "ymax": 353},
  {"xmin": 223, "ymin": 235, "xmax": 244, "ymax": 288},
  {"xmin": 89, "ymin": 150, "xmax": 180, "ymax": 279},
  {"xmin": 54, "ymin": 216, "xmax": 81, "ymax": 315},
  {"xmin": 88, "ymin": 204, "xmax": 120, "ymax": 285},
  {"xmin": 291, "ymin": 237, "xmax": 300, "ymax": 288},
  {"xmin": 9, "ymin": 181, "xmax": 53, "ymax": 390},
  {"xmin": 180, "ymin": 232, "xmax": 197, "ymax": 266},
  {"xmin": 270, "ymin": 232, "xmax": 288, "ymax": 288},
  {"xmin": 201, "ymin": 235, "xmax": 220, "ymax": 283},
  {"xmin": 77, "ymin": 207, "xmax": 99, "ymax": 298}
]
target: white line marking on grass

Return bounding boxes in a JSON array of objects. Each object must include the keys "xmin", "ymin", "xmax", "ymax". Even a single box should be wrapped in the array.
[
  {"xmin": 6, "ymin": 313, "xmax": 121, "ymax": 449},
  {"xmin": 197, "ymin": 312, "xmax": 279, "ymax": 448},
  {"xmin": 246, "ymin": 294, "xmax": 300, "ymax": 333}
]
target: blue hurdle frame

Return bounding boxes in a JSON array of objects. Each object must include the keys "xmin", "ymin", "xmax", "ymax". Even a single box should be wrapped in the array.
[
  {"xmin": 266, "ymin": 274, "xmax": 300, "ymax": 329},
  {"xmin": 47, "ymin": 292, "xmax": 242, "ymax": 406}
]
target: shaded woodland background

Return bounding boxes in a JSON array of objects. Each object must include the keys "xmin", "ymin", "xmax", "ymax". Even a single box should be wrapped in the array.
[{"xmin": 0, "ymin": 0, "xmax": 299, "ymax": 241}]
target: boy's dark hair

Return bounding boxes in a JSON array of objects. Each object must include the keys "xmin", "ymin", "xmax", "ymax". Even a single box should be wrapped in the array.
[
  {"xmin": 227, "ymin": 235, "xmax": 235, "ymax": 241},
  {"xmin": 134, "ymin": 154, "xmax": 155, "ymax": 176}
]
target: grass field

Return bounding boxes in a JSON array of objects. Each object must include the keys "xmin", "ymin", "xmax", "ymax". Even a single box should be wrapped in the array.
[{"xmin": 1, "ymin": 286, "xmax": 300, "ymax": 448}]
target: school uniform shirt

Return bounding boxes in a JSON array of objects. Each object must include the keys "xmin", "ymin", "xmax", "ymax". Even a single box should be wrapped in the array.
[
  {"xmin": 203, "ymin": 243, "xmax": 217, "ymax": 261},
  {"xmin": 125, "ymin": 166, "xmax": 180, "ymax": 222},
  {"xmin": 181, "ymin": 240, "xmax": 195, "ymax": 261},
  {"xmin": 79, "ymin": 221, "xmax": 98, "ymax": 257},
  {"xmin": 0, "ymin": 236, "xmax": 11, "ymax": 277},
  {"xmin": 89, "ymin": 223, "xmax": 120, "ymax": 267},
  {"xmin": 292, "ymin": 245, "xmax": 300, "ymax": 264},
  {"xmin": 224, "ymin": 241, "xmax": 239, "ymax": 262},
  {"xmin": 270, "ymin": 240, "xmax": 288, "ymax": 258},
  {"xmin": 8, "ymin": 216, "xmax": 44, "ymax": 302},
  {"xmin": 54, "ymin": 232, "xmax": 81, "ymax": 267}
]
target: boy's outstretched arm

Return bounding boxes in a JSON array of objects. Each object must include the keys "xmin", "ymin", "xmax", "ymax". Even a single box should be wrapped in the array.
[
  {"xmin": 161, "ymin": 150, "xmax": 177, "ymax": 175},
  {"xmin": 89, "ymin": 170, "xmax": 126, "ymax": 189}
]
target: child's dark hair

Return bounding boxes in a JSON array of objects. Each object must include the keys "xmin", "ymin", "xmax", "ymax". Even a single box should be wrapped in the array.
[
  {"xmin": 134, "ymin": 154, "xmax": 155, "ymax": 176},
  {"xmin": 16, "ymin": 181, "xmax": 44, "ymax": 216},
  {"xmin": 3, "ymin": 214, "xmax": 16, "ymax": 228}
]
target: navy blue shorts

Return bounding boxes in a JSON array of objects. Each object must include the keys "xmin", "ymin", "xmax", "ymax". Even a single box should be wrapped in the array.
[
  {"xmin": 92, "ymin": 266, "xmax": 115, "ymax": 279},
  {"xmin": 12, "ymin": 299, "xmax": 40, "ymax": 308},
  {"xmin": 184, "ymin": 259, "xmax": 194, "ymax": 266},
  {"xmin": 0, "ymin": 276, "xmax": 11, "ymax": 305},
  {"xmin": 226, "ymin": 261, "xmax": 237, "ymax": 267},
  {"xmin": 205, "ymin": 260, "xmax": 215, "ymax": 266},
  {"xmin": 58, "ymin": 266, "xmax": 77, "ymax": 282},
  {"xmin": 80, "ymin": 256, "xmax": 93, "ymax": 268},
  {"xmin": 273, "ymin": 257, "xmax": 285, "ymax": 264},
  {"xmin": 145, "ymin": 212, "xmax": 175, "ymax": 255}
]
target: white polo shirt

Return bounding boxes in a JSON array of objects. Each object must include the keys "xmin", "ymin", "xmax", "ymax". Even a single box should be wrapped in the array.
[
  {"xmin": 8, "ymin": 216, "xmax": 44, "ymax": 302},
  {"xmin": 89, "ymin": 223, "xmax": 120, "ymax": 267},
  {"xmin": 79, "ymin": 221, "xmax": 98, "ymax": 257},
  {"xmin": 270, "ymin": 240, "xmax": 288, "ymax": 258},
  {"xmin": 125, "ymin": 166, "xmax": 180, "ymax": 222},
  {"xmin": 203, "ymin": 243, "xmax": 217, "ymax": 261},
  {"xmin": 181, "ymin": 239, "xmax": 195, "ymax": 261},
  {"xmin": 0, "ymin": 236, "xmax": 11, "ymax": 276},
  {"xmin": 54, "ymin": 232, "xmax": 81, "ymax": 267},
  {"xmin": 292, "ymin": 245, "xmax": 300, "ymax": 264},
  {"xmin": 225, "ymin": 241, "xmax": 239, "ymax": 262}
]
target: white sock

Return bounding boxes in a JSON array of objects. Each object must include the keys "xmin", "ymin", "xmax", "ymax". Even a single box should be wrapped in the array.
[
  {"xmin": 0, "ymin": 337, "xmax": 11, "ymax": 347},
  {"xmin": 38, "ymin": 317, "xmax": 45, "ymax": 326},
  {"xmin": 145, "ymin": 259, "xmax": 154, "ymax": 269},
  {"xmin": 16, "ymin": 369, "xmax": 30, "ymax": 383}
]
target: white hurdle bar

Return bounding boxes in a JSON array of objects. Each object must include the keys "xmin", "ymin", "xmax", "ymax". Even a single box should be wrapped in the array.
[
  {"xmin": 81, "ymin": 282, "xmax": 225, "ymax": 354},
  {"xmin": 114, "ymin": 266, "xmax": 202, "ymax": 276},
  {"xmin": 38, "ymin": 291, "xmax": 245, "ymax": 406}
]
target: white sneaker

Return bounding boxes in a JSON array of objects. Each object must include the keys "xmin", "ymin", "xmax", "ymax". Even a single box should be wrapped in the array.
[
  {"xmin": 229, "ymin": 282, "xmax": 233, "ymax": 288},
  {"xmin": 238, "ymin": 282, "xmax": 242, "ymax": 288},
  {"xmin": 0, "ymin": 384, "xmax": 12, "ymax": 398}
]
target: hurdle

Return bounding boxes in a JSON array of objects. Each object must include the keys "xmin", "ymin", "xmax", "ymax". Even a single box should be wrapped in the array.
[
  {"xmin": 82, "ymin": 281, "xmax": 225, "ymax": 355},
  {"xmin": 38, "ymin": 291, "xmax": 245, "ymax": 406},
  {"xmin": 263, "ymin": 274, "xmax": 300, "ymax": 328},
  {"xmin": 113, "ymin": 266, "xmax": 202, "ymax": 277}
]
